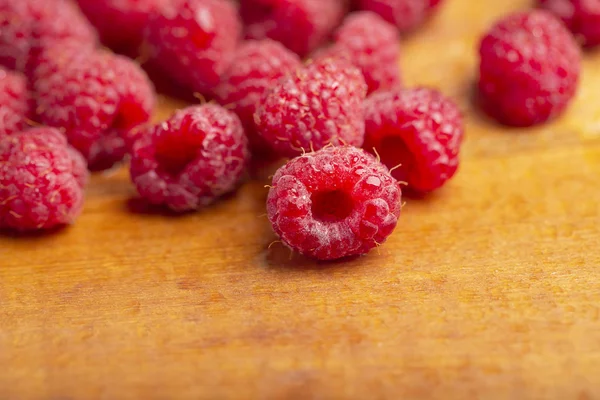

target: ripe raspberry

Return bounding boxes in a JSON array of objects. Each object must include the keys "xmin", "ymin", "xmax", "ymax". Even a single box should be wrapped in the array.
[
  {"xmin": 75, "ymin": 0, "xmax": 171, "ymax": 53},
  {"xmin": 0, "ymin": 0, "xmax": 97, "ymax": 71},
  {"xmin": 145, "ymin": 0, "xmax": 242, "ymax": 94},
  {"xmin": 130, "ymin": 105, "xmax": 250, "ymax": 212},
  {"xmin": 539, "ymin": 0, "xmax": 600, "ymax": 47},
  {"xmin": 267, "ymin": 145, "xmax": 401, "ymax": 260},
  {"xmin": 240, "ymin": 0, "xmax": 346, "ymax": 57},
  {"xmin": 214, "ymin": 39, "xmax": 302, "ymax": 156},
  {"xmin": 0, "ymin": 68, "xmax": 31, "ymax": 136},
  {"xmin": 33, "ymin": 44, "xmax": 155, "ymax": 171},
  {"xmin": 255, "ymin": 57, "xmax": 367, "ymax": 158},
  {"xmin": 0, "ymin": 127, "xmax": 88, "ymax": 232},
  {"xmin": 363, "ymin": 88, "xmax": 464, "ymax": 193},
  {"xmin": 356, "ymin": 0, "xmax": 443, "ymax": 33},
  {"xmin": 315, "ymin": 11, "xmax": 401, "ymax": 94},
  {"xmin": 478, "ymin": 10, "xmax": 581, "ymax": 127}
]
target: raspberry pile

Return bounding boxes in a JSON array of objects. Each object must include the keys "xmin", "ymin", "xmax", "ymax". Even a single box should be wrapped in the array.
[{"xmin": 1, "ymin": 0, "xmax": 589, "ymax": 262}]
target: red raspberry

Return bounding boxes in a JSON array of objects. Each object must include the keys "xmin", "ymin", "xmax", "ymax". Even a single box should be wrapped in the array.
[
  {"xmin": 267, "ymin": 145, "xmax": 402, "ymax": 260},
  {"xmin": 240, "ymin": 0, "xmax": 346, "ymax": 57},
  {"xmin": 214, "ymin": 39, "xmax": 302, "ymax": 156},
  {"xmin": 478, "ymin": 10, "xmax": 581, "ymax": 127},
  {"xmin": 315, "ymin": 11, "xmax": 401, "ymax": 94},
  {"xmin": 0, "ymin": 0, "xmax": 97, "ymax": 71},
  {"xmin": 0, "ymin": 68, "xmax": 31, "ymax": 136},
  {"xmin": 255, "ymin": 57, "xmax": 367, "ymax": 158},
  {"xmin": 130, "ymin": 105, "xmax": 250, "ymax": 212},
  {"xmin": 0, "ymin": 127, "xmax": 88, "ymax": 232},
  {"xmin": 75, "ymin": 0, "xmax": 171, "ymax": 54},
  {"xmin": 145, "ymin": 0, "xmax": 242, "ymax": 94},
  {"xmin": 363, "ymin": 88, "xmax": 464, "ymax": 193},
  {"xmin": 33, "ymin": 44, "xmax": 155, "ymax": 171},
  {"xmin": 539, "ymin": 0, "xmax": 600, "ymax": 47},
  {"xmin": 356, "ymin": 0, "xmax": 444, "ymax": 33}
]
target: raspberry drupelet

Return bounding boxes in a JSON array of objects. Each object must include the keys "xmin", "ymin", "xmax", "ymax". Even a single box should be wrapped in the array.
[
  {"xmin": 145, "ymin": 0, "xmax": 242, "ymax": 94},
  {"xmin": 0, "ymin": 127, "xmax": 88, "ymax": 232},
  {"xmin": 267, "ymin": 146, "xmax": 402, "ymax": 261},
  {"xmin": 0, "ymin": 0, "xmax": 97, "ymax": 71},
  {"xmin": 356, "ymin": 0, "xmax": 445, "ymax": 33},
  {"xmin": 539, "ymin": 0, "xmax": 600, "ymax": 48},
  {"xmin": 478, "ymin": 10, "xmax": 581, "ymax": 127},
  {"xmin": 214, "ymin": 39, "xmax": 302, "ymax": 156},
  {"xmin": 363, "ymin": 88, "xmax": 464, "ymax": 194},
  {"xmin": 315, "ymin": 11, "xmax": 401, "ymax": 95},
  {"xmin": 240, "ymin": 0, "xmax": 346, "ymax": 57},
  {"xmin": 255, "ymin": 57, "xmax": 368, "ymax": 158},
  {"xmin": 0, "ymin": 68, "xmax": 32, "ymax": 136},
  {"xmin": 130, "ymin": 105, "xmax": 250, "ymax": 212},
  {"xmin": 33, "ymin": 44, "xmax": 155, "ymax": 171}
]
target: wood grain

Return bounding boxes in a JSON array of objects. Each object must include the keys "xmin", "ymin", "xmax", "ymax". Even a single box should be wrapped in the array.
[{"xmin": 2, "ymin": 0, "xmax": 600, "ymax": 399}]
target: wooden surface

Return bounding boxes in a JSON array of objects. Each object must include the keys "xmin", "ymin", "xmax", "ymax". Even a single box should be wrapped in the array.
[{"xmin": 2, "ymin": 0, "xmax": 600, "ymax": 399}]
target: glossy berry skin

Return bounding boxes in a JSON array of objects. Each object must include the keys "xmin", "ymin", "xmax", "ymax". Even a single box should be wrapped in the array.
[
  {"xmin": 0, "ymin": 68, "xmax": 31, "ymax": 136},
  {"xmin": 363, "ymin": 88, "xmax": 464, "ymax": 193},
  {"xmin": 75, "ymin": 0, "xmax": 172, "ymax": 53},
  {"xmin": 267, "ymin": 146, "xmax": 402, "ymax": 260},
  {"xmin": 214, "ymin": 39, "xmax": 302, "ymax": 156},
  {"xmin": 478, "ymin": 10, "xmax": 581, "ymax": 127},
  {"xmin": 0, "ymin": 128, "xmax": 88, "ymax": 231},
  {"xmin": 0, "ymin": 0, "xmax": 97, "ymax": 71},
  {"xmin": 33, "ymin": 45, "xmax": 155, "ymax": 171},
  {"xmin": 356, "ymin": 0, "xmax": 444, "ymax": 33},
  {"xmin": 316, "ymin": 11, "xmax": 401, "ymax": 94},
  {"xmin": 130, "ymin": 105, "xmax": 250, "ymax": 212},
  {"xmin": 145, "ymin": 0, "xmax": 242, "ymax": 94},
  {"xmin": 539, "ymin": 0, "xmax": 600, "ymax": 47},
  {"xmin": 255, "ymin": 57, "xmax": 368, "ymax": 158},
  {"xmin": 240, "ymin": 0, "xmax": 346, "ymax": 57}
]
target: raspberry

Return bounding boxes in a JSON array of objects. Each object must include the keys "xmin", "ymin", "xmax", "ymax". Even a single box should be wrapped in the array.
[
  {"xmin": 240, "ymin": 0, "xmax": 346, "ymax": 57},
  {"xmin": 214, "ymin": 39, "xmax": 302, "ymax": 156},
  {"xmin": 33, "ymin": 44, "xmax": 155, "ymax": 171},
  {"xmin": 130, "ymin": 104, "xmax": 250, "ymax": 212},
  {"xmin": 0, "ymin": 127, "xmax": 88, "ymax": 232},
  {"xmin": 267, "ymin": 145, "xmax": 402, "ymax": 260},
  {"xmin": 356, "ymin": 0, "xmax": 443, "ymax": 33},
  {"xmin": 145, "ymin": 0, "xmax": 242, "ymax": 94},
  {"xmin": 363, "ymin": 88, "xmax": 464, "ymax": 193},
  {"xmin": 539, "ymin": 0, "xmax": 600, "ymax": 47},
  {"xmin": 0, "ymin": 0, "xmax": 97, "ymax": 71},
  {"xmin": 478, "ymin": 10, "xmax": 581, "ymax": 127},
  {"xmin": 75, "ymin": 0, "xmax": 171, "ymax": 54},
  {"xmin": 255, "ymin": 57, "xmax": 367, "ymax": 158},
  {"xmin": 315, "ymin": 11, "xmax": 401, "ymax": 94},
  {"xmin": 0, "ymin": 68, "xmax": 31, "ymax": 136}
]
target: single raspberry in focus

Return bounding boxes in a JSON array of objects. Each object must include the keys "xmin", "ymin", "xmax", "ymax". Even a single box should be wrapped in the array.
[
  {"xmin": 363, "ymin": 87, "xmax": 464, "ymax": 193},
  {"xmin": 0, "ymin": 0, "xmax": 97, "ymax": 71},
  {"xmin": 315, "ymin": 11, "xmax": 401, "ymax": 94},
  {"xmin": 145, "ymin": 0, "xmax": 241, "ymax": 94},
  {"xmin": 130, "ymin": 104, "xmax": 250, "ymax": 212},
  {"xmin": 356, "ymin": 0, "xmax": 444, "ymax": 33},
  {"xmin": 539, "ymin": 0, "xmax": 600, "ymax": 47},
  {"xmin": 0, "ymin": 68, "xmax": 32, "ymax": 136},
  {"xmin": 0, "ymin": 127, "xmax": 88, "ymax": 231},
  {"xmin": 478, "ymin": 10, "xmax": 581, "ymax": 127},
  {"xmin": 255, "ymin": 57, "xmax": 367, "ymax": 158},
  {"xmin": 267, "ymin": 145, "xmax": 402, "ymax": 260},
  {"xmin": 76, "ymin": 0, "xmax": 172, "ymax": 54},
  {"xmin": 33, "ymin": 44, "xmax": 155, "ymax": 171},
  {"xmin": 240, "ymin": 0, "xmax": 346, "ymax": 57},
  {"xmin": 214, "ymin": 39, "xmax": 302, "ymax": 156}
]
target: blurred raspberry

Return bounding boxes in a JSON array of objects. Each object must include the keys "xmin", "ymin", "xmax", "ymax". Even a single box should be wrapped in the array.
[
  {"xmin": 356, "ymin": 0, "xmax": 444, "ymax": 33},
  {"xmin": 539, "ymin": 0, "xmax": 600, "ymax": 47},
  {"xmin": 0, "ymin": 68, "xmax": 32, "ymax": 136}
]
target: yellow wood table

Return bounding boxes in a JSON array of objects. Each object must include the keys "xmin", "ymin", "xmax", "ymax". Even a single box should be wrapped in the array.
[{"xmin": 2, "ymin": 0, "xmax": 600, "ymax": 398}]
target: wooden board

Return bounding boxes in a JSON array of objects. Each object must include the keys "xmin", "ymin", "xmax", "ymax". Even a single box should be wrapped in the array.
[{"xmin": 2, "ymin": 0, "xmax": 600, "ymax": 398}]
